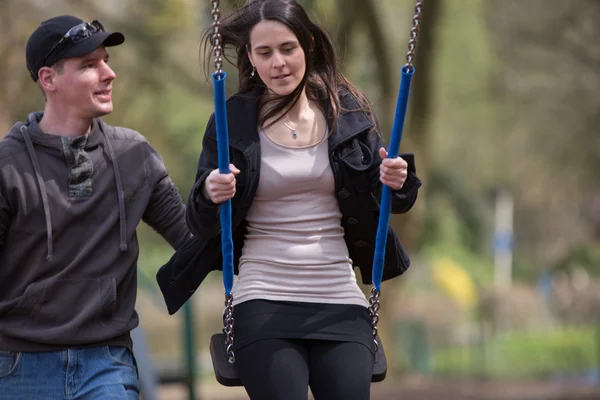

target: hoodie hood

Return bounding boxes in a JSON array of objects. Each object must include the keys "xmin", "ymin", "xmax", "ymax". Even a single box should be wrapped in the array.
[
  {"xmin": 10, "ymin": 112, "xmax": 128, "ymax": 261},
  {"xmin": 8, "ymin": 112, "xmax": 104, "ymax": 150}
]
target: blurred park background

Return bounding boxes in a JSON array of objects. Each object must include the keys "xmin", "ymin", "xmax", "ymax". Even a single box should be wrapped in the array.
[{"xmin": 2, "ymin": 0, "xmax": 600, "ymax": 398}]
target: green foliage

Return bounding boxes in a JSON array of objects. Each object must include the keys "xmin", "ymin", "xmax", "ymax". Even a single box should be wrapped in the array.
[
  {"xmin": 146, "ymin": 0, "xmax": 193, "ymax": 35},
  {"xmin": 138, "ymin": 239, "xmax": 174, "ymax": 274},
  {"xmin": 553, "ymin": 243, "xmax": 600, "ymax": 277},
  {"xmin": 432, "ymin": 325, "xmax": 600, "ymax": 379}
]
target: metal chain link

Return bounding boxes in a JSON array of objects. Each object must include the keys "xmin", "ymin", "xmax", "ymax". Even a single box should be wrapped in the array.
[
  {"xmin": 211, "ymin": 0, "xmax": 224, "ymax": 77},
  {"xmin": 223, "ymin": 294, "xmax": 235, "ymax": 363},
  {"xmin": 212, "ymin": 0, "xmax": 231, "ymax": 364},
  {"xmin": 368, "ymin": 286, "xmax": 381, "ymax": 352},
  {"xmin": 405, "ymin": 0, "xmax": 424, "ymax": 69},
  {"xmin": 369, "ymin": 0, "xmax": 425, "ymax": 351}
]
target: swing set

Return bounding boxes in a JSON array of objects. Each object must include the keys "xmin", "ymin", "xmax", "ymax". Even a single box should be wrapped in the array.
[{"xmin": 207, "ymin": 0, "xmax": 424, "ymax": 387}]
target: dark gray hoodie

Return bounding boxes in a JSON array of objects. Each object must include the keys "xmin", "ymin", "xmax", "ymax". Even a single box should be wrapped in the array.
[{"xmin": 0, "ymin": 113, "xmax": 188, "ymax": 352}]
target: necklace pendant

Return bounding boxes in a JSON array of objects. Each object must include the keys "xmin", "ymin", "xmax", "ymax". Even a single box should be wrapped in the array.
[{"xmin": 292, "ymin": 130, "xmax": 297, "ymax": 139}]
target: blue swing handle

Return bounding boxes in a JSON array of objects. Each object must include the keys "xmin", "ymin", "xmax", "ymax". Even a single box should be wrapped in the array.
[
  {"xmin": 212, "ymin": 71, "xmax": 234, "ymax": 296},
  {"xmin": 214, "ymin": 66, "xmax": 414, "ymax": 294},
  {"xmin": 371, "ymin": 66, "xmax": 415, "ymax": 291}
]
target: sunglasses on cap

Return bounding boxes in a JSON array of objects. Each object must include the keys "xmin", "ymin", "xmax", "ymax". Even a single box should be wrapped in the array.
[{"xmin": 42, "ymin": 20, "xmax": 105, "ymax": 67}]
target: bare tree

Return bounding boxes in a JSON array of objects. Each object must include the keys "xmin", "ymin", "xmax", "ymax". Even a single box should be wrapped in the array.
[{"xmin": 485, "ymin": 0, "xmax": 600, "ymax": 266}]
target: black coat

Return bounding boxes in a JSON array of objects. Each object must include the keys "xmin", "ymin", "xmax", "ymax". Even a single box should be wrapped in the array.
[{"xmin": 156, "ymin": 88, "xmax": 422, "ymax": 315}]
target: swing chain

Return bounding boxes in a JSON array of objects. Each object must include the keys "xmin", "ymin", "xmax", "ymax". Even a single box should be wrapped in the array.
[
  {"xmin": 368, "ymin": 286, "xmax": 381, "ymax": 352},
  {"xmin": 405, "ymin": 0, "xmax": 424, "ymax": 69},
  {"xmin": 211, "ymin": 0, "xmax": 224, "ymax": 77},
  {"xmin": 223, "ymin": 294, "xmax": 235, "ymax": 364}
]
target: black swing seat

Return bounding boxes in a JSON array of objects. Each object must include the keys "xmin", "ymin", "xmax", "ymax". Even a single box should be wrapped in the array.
[{"xmin": 210, "ymin": 332, "xmax": 387, "ymax": 387}]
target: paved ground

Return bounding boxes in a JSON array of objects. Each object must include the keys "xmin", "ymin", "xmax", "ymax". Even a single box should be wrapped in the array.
[{"xmin": 154, "ymin": 378, "xmax": 600, "ymax": 400}]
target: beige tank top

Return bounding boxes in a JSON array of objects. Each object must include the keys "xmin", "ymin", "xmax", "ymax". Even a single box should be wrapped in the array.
[{"xmin": 232, "ymin": 127, "xmax": 368, "ymax": 307}]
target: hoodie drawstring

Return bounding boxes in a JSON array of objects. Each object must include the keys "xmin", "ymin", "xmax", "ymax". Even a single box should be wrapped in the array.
[
  {"xmin": 20, "ymin": 126, "xmax": 54, "ymax": 261},
  {"xmin": 103, "ymin": 132, "xmax": 128, "ymax": 252}
]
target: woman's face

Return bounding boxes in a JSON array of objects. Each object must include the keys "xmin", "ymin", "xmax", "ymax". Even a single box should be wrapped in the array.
[{"xmin": 248, "ymin": 19, "xmax": 306, "ymax": 96}]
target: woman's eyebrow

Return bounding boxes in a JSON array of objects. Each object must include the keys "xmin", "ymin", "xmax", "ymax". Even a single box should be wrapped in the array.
[{"xmin": 254, "ymin": 41, "xmax": 298, "ymax": 50}]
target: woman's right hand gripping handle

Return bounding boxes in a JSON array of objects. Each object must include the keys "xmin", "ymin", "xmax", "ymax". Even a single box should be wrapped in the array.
[{"xmin": 201, "ymin": 164, "xmax": 240, "ymax": 204}]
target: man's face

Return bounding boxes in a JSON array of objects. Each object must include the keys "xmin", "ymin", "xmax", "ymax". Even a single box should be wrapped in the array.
[{"xmin": 52, "ymin": 46, "xmax": 116, "ymax": 119}]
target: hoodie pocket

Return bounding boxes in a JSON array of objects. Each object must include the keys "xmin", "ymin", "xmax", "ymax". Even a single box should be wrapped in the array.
[
  {"xmin": 3, "ymin": 278, "xmax": 130, "ymax": 345},
  {"xmin": 27, "ymin": 279, "xmax": 115, "ymax": 326},
  {"xmin": 9, "ymin": 281, "xmax": 45, "ymax": 317}
]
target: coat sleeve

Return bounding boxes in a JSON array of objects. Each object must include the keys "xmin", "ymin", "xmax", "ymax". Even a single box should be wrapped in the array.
[
  {"xmin": 368, "ymin": 119, "xmax": 422, "ymax": 214},
  {"xmin": 142, "ymin": 142, "xmax": 189, "ymax": 250},
  {"xmin": 186, "ymin": 114, "xmax": 222, "ymax": 240}
]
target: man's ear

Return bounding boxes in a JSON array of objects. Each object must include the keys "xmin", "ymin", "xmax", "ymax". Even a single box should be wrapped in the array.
[{"xmin": 37, "ymin": 67, "xmax": 58, "ymax": 93}]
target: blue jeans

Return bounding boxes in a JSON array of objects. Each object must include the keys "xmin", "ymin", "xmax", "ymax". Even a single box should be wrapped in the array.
[{"xmin": 0, "ymin": 346, "xmax": 139, "ymax": 399}]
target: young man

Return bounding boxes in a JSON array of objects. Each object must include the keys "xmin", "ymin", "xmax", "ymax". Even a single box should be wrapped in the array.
[{"xmin": 0, "ymin": 15, "xmax": 188, "ymax": 398}]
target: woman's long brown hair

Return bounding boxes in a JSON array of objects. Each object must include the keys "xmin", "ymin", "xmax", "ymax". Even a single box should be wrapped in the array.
[{"xmin": 201, "ymin": 0, "xmax": 375, "ymax": 130}]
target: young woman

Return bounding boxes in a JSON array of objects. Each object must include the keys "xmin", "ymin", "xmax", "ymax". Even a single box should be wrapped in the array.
[{"xmin": 159, "ymin": 1, "xmax": 421, "ymax": 399}]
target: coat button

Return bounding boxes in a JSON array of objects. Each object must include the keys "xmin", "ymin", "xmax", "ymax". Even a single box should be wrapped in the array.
[
  {"xmin": 354, "ymin": 240, "xmax": 367, "ymax": 248},
  {"xmin": 347, "ymin": 217, "xmax": 358, "ymax": 225},
  {"xmin": 339, "ymin": 188, "xmax": 350, "ymax": 198}
]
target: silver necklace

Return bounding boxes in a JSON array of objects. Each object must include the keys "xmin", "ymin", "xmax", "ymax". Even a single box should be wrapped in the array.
[
  {"xmin": 282, "ymin": 102, "xmax": 312, "ymax": 140},
  {"xmin": 282, "ymin": 121, "xmax": 298, "ymax": 140}
]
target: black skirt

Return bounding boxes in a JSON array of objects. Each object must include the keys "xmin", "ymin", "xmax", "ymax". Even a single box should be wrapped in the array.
[{"xmin": 231, "ymin": 299, "xmax": 376, "ymax": 356}]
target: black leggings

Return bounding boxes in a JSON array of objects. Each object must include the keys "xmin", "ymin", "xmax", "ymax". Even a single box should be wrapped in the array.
[{"xmin": 235, "ymin": 338, "xmax": 374, "ymax": 400}]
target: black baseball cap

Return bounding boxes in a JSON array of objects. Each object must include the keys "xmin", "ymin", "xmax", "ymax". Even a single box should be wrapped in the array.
[{"xmin": 26, "ymin": 15, "xmax": 125, "ymax": 82}]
